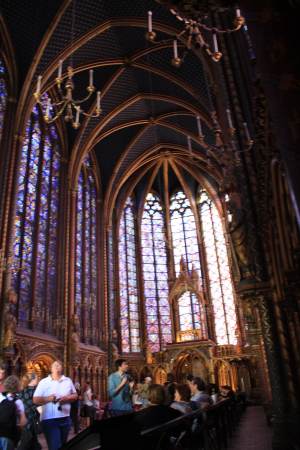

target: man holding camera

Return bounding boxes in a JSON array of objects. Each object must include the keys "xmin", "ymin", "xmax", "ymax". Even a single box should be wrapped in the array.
[
  {"xmin": 33, "ymin": 360, "xmax": 77, "ymax": 450},
  {"xmin": 108, "ymin": 359, "xmax": 134, "ymax": 416}
]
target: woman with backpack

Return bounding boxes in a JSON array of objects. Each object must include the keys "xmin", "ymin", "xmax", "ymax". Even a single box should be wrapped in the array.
[
  {"xmin": 0, "ymin": 375, "xmax": 27, "ymax": 450},
  {"xmin": 17, "ymin": 373, "xmax": 41, "ymax": 450}
]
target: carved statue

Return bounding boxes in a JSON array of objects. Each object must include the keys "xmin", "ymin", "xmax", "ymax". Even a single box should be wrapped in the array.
[
  {"xmin": 70, "ymin": 312, "xmax": 80, "ymax": 364},
  {"xmin": 111, "ymin": 329, "xmax": 120, "ymax": 361},
  {"xmin": 2, "ymin": 288, "xmax": 17, "ymax": 351},
  {"xmin": 228, "ymin": 200, "xmax": 254, "ymax": 279}
]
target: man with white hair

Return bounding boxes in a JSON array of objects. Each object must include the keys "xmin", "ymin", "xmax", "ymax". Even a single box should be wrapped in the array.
[{"xmin": 33, "ymin": 360, "xmax": 77, "ymax": 450}]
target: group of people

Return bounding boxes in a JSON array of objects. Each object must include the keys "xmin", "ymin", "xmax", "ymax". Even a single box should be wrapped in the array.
[
  {"xmin": 0, "ymin": 360, "xmax": 91, "ymax": 450},
  {"xmin": 0, "ymin": 356, "xmax": 239, "ymax": 450},
  {"xmin": 107, "ymin": 358, "xmax": 236, "ymax": 423}
]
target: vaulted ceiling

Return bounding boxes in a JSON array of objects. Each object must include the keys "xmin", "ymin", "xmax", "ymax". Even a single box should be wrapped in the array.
[{"xmin": 1, "ymin": 0, "xmax": 233, "ymax": 202}]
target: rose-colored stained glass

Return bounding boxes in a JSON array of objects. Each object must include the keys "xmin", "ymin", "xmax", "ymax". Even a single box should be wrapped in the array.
[
  {"xmin": 198, "ymin": 190, "xmax": 237, "ymax": 344},
  {"xmin": 119, "ymin": 197, "xmax": 140, "ymax": 352},
  {"xmin": 141, "ymin": 193, "xmax": 171, "ymax": 352}
]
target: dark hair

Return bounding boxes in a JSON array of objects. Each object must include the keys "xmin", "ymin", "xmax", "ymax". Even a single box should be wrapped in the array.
[
  {"xmin": 0, "ymin": 362, "xmax": 6, "ymax": 371},
  {"xmin": 175, "ymin": 383, "xmax": 191, "ymax": 402},
  {"xmin": 192, "ymin": 377, "xmax": 206, "ymax": 392},
  {"xmin": 166, "ymin": 372, "xmax": 175, "ymax": 383},
  {"xmin": 115, "ymin": 359, "xmax": 127, "ymax": 370},
  {"xmin": 186, "ymin": 374, "xmax": 194, "ymax": 382},
  {"xmin": 149, "ymin": 384, "xmax": 166, "ymax": 405}
]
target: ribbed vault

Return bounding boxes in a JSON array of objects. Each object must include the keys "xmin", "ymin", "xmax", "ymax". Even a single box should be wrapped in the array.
[{"xmin": 1, "ymin": 0, "xmax": 232, "ymax": 207}]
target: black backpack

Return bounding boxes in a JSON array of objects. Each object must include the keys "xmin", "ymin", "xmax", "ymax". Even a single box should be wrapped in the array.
[{"xmin": 0, "ymin": 394, "xmax": 20, "ymax": 443}]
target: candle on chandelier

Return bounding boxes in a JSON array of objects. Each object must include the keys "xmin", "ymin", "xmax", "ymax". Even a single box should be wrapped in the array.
[
  {"xmin": 187, "ymin": 135, "xmax": 192, "ymax": 153},
  {"xmin": 36, "ymin": 75, "xmax": 42, "ymax": 94},
  {"xmin": 96, "ymin": 91, "xmax": 101, "ymax": 110},
  {"xmin": 75, "ymin": 107, "xmax": 80, "ymax": 125},
  {"xmin": 213, "ymin": 33, "xmax": 218, "ymax": 53},
  {"xmin": 89, "ymin": 69, "xmax": 94, "ymax": 88},
  {"xmin": 243, "ymin": 122, "xmax": 251, "ymax": 142},
  {"xmin": 173, "ymin": 40, "xmax": 178, "ymax": 60},
  {"xmin": 45, "ymin": 97, "xmax": 51, "ymax": 117},
  {"xmin": 236, "ymin": 8, "xmax": 241, "ymax": 17},
  {"xmin": 226, "ymin": 108, "xmax": 233, "ymax": 129},
  {"xmin": 196, "ymin": 116, "xmax": 203, "ymax": 137},
  {"xmin": 58, "ymin": 60, "xmax": 63, "ymax": 78},
  {"xmin": 148, "ymin": 11, "xmax": 153, "ymax": 33}
]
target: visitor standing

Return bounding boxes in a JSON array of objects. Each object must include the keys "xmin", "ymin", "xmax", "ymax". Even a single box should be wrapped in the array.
[
  {"xmin": 0, "ymin": 363, "xmax": 6, "ymax": 393},
  {"xmin": 0, "ymin": 375, "xmax": 27, "ymax": 450},
  {"xmin": 33, "ymin": 360, "xmax": 77, "ymax": 450},
  {"xmin": 108, "ymin": 359, "xmax": 134, "ymax": 415},
  {"xmin": 18, "ymin": 372, "xmax": 41, "ymax": 450}
]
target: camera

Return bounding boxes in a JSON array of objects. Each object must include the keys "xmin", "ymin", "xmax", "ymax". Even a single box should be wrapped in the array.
[{"xmin": 125, "ymin": 373, "xmax": 134, "ymax": 382}]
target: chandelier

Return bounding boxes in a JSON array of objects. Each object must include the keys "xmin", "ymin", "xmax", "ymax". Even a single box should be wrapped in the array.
[
  {"xmin": 33, "ymin": 64, "xmax": 101, "ymax": 129},
  {"xmin": 147, "ymin": 2, "xmax": 245, "ymax": 64},
  {"xmin": 185, "ymin": 110, "xmax": 253, "ymax": 166}
]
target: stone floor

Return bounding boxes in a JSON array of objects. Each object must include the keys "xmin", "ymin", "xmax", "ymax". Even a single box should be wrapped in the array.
[
  {"xmin": 39, "ymin": 405, "xmax": 272, "ymax": 450},
  {"xmin": 228, "ymin": 405, "xmax": 272, "ymax": 450}
]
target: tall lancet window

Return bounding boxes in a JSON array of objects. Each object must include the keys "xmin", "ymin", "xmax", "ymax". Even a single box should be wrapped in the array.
[
  {"xmin": 198, "ymin": 189, "xmax": 237, "ymax": 344},
  {"xmin": 75, "ymin": 157, "xmax": 98, "ymax": 345},
  {"xmin": 13, "ymin": 99, "xmax": 61, "ymax": 333},
  {"xmin": 141, "ymin": 193, "xmax": 171, "ymax": 352},
  {"xmin": 170, "ymin": 191, "xmax": 202, "ymax": 278},
  {"xmin": 118, "ymin": 197, "xmax": 140, "ymax": 352},
  {"xmin": 0, "ymin": 58, "xmax": 8, "ymax": 144}
]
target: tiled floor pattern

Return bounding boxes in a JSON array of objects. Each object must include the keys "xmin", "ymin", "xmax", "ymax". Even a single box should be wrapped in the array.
[{"xmin": 228, "ymin": 405, "xmax": 272, "ymax": 450}]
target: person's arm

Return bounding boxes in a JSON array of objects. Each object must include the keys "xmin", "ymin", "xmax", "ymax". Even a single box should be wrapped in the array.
[
  {"xmin": 33, "ymin": 394, "xmax": 56, "ymax": 405},
  {"xmin": 33, "ymin": 380, "xmax": 56, "ymax": 405},
  {"xmin": 18, "ymin": 411, "xmax": 27, "ymax": 428},
  {"xmin": 59, "ymin": 380, "xmax": 78, "ymax": 404}
]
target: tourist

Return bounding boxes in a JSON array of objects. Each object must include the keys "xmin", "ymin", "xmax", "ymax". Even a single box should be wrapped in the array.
[
  {"xmin": 189, "ymin": 377, "xmax": 212, "ymax": 409},
  {"xmin": 163, "ymin": 373, "xmax": 176, "ymax": 405},
  {"xmin": 170, "ymin": 383, "xmax": 193, "ymax": 414},
  {"xmin": 0, "ymin": 375, "xmax": 27, "ymax": 450},
  {"xmin": 108, "ymin": 359, "xmax": 134, "ymax": 415},
  {"xmin": 70, "ymin": 382, "xmax": 81, "ymax": 434},
  {"xmin": 138, "ymin": 376, "xmax": 152, "ymax": 408},
  {"xmin": 33, "ymin": 360, "xmax": 77, "ymax": 450},
  {"xmin": 0, "ymin": 363, "xmax": 6, "ymax": 393},
  {"xmin": 81, "ymin": 381, "xmax": 95, "ymax": 427},
  {"xmin": 18, "ymin": 372, "xmax": 41, "ymax": 450}
]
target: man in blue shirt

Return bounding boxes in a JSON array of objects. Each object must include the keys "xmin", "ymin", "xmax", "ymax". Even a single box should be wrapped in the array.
[{"xmin": 108, "ymin": 359, "xmax": 134, "ymax": 415}]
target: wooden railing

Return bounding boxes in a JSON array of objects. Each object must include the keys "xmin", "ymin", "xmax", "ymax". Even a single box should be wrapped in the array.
[{"xmin": 62, "ymin": 397, "xmax": 246, "ymax": 450}]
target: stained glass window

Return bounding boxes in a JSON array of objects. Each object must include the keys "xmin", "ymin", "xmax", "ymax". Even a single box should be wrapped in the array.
[
  {"xmin": 118, "ymin": 197, "xmax": 140, "ymax": 352},
  {"xmin": 75, "ymin": 158, "xmax": 98, "ymax": 345},
  {"xmin": 170, "ymin": 191, "xmax": 202, "ymax": 279},
  {"xmin": 13, "ymin": 97, "xmax": 61, "ymax": 333},
  {"xmin": 198, "ymin": 190, "xmax": 237, "ymax": 345},
  {"xmin": 141, "ymin": 193, "xmax": 172, "ymax": 352},
  {"xmin": 0, "ymin": 57, "xmax": 8, "ymax": 145}
]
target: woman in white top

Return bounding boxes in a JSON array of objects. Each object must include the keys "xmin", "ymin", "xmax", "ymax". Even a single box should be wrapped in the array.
[{"xmin": 82, "ymin": 382, "xmax": 94, "ymax": 427}]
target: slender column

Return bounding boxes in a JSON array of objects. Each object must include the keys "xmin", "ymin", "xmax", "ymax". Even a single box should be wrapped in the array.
[{"xmin": 258, "ymin": 292, "xmax": 300, "ymax": 449}]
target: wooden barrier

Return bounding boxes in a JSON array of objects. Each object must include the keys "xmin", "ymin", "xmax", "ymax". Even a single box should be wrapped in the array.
[{"xmin": 61, "ymin": 397, "xmax": 246, "ymax": 450}]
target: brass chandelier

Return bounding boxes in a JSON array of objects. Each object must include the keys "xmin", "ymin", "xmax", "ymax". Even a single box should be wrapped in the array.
[
  {"xmin": 33, "ymin": 65, "xmax": 101, "ymax": 129},
  {"xmin": 147, "ymin": 3, "xmax": 245, "ymax": 64}
]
